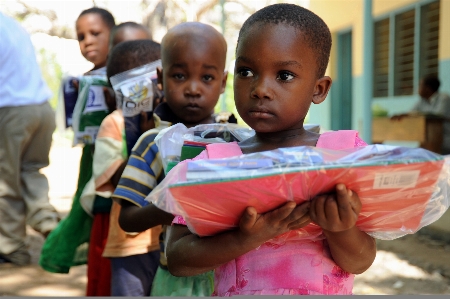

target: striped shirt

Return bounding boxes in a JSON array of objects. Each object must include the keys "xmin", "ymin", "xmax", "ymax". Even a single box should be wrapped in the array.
[{"xmin": 113, "ymin": 118, "xmax": 171, "ymax": 207}]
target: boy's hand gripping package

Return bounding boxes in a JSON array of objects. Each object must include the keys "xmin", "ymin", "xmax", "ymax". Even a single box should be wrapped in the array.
[
  {"xmin": 147, "ymin": 132, "xmax": 450, "ymax": 241},
  {"xmin": 110, "ymin": 60, "xmax": 163, "ymax": 155}
]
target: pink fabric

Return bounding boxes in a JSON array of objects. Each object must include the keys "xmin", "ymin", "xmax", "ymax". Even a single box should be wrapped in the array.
[
  {"xmin": 317, "ymin": 130, "xmax": 366, "ymax": 150},
  {"xmin": 172, "ymin": 130, "xmax": 365, "ymax": 295},
  {"xmin": 213, "ymin": 239, "xmax": 353, "ymax": 296},
  {"xmin": 354, "ymin": 136, "xmax": 367, "ymax": 147},
  {"xmin": 205, "ymin": 142, "xmax": 242, "ymax": 159},
  {"xmin": 173, "ymin": 215, "xmax": 187, "ymax": 226}
]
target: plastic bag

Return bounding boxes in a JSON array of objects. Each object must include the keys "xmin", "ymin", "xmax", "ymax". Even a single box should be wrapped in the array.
[
  {"xmin": 109, "ymin": 60, "xmax": 163, "ymax": 155},
  {"xmin": 71, "ymin": 75, "xmax": 110, "ymax": 146},
  {"xmin": 147, "ymin": 141, "xmax": 450, "ymax": 241},
  {"xmin": 154, "ymin": 123, "xmax": 320, "ymax": 174},
  {"xmin": 155, "ymin": 122, "xmax": 256, "ymax": 174},
  {"xmin": 56, "ymin": 76, "xmax": 79, "ymax": 128}
]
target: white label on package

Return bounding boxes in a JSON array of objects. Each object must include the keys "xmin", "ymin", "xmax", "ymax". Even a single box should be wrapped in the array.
[
  {"xmin": 373, "ymin": 170, "xmax": 420, "ymax": 189},
  {"xmin": 120, "ymin": 79, "xmax": 153, "ymax": 104},
  {"xmin": 75, "ymin": 126, "xmax": 100, "ymax": 144},
  {"xmin": 121, "ymin": 98, "xmax": 153, "ymax": 117},
  {"xmin": 83, "ymin": 86, "xmax": 108, "ymax": 113}
]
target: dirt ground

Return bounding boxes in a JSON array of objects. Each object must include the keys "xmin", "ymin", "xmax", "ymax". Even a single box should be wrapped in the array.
[
  {"xmin": 1, "ymin": 226, "xmax": 449, "ymax": 296},
  {"xmin": 1, "ymin": 133, "xmax": 450, "ymax": 296}
]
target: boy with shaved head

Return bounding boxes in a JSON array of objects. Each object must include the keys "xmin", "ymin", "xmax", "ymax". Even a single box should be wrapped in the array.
[
  {"xmin": 112, "ymin": 22, "xmax": 235, "ymax": 296},
  {"xmin": 153, "ymin": 21, "xmax": 233, "ymax": 126}
]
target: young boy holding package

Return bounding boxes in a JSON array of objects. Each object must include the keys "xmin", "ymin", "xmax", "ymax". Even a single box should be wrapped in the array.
[
  {"xmin": 39, "ymin": 7, "xmax": 115, "ymax": 278},
  {"xmin": 112, "ymin": 22, "xmax": 236, "ymax": 296},
  {"xmin": 96, "ymin": 39, "xmax": 164, "ymax": 296},
  {"xmin": 82, "ymin": 22, "xmax": 154, "ymax": 296}
]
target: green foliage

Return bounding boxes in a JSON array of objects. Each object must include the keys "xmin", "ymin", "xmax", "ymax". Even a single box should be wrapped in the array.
[
  {"xmin": 214, "ymin": 71, "xmax": 247, "ymax": 126},
  {"xmin": 37, "ymin": 48, "xmax": 63, "ymax": 110},
  {"xmin": 372, "ymin": 104, "xmax": 389, "ymax": 117}
]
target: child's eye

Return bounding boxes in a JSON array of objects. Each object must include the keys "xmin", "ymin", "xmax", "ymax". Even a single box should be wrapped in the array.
[
  {"xmin": 92, "ymin": 31, "xmax": 100, "ymax": 36},
  {"xmin": 203, "ymin": 75, "xmax": 214, "ymax": 82},
  {"xmin": 77, "ymin": 34, "xmax": 84, "ymax": 42},
  {"xmin": 237, "ymin": 68, "xmax": 254, "ymax": 78},
  {"xmin": 173, "ymin": 74, "xmax": 185, "ymax": 80},
  {"xmin": 277, "ymin": 71, "xmax": 295, "ymax": 82}
]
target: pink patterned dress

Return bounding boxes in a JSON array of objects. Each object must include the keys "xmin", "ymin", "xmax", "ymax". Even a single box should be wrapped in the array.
[{"xmin": 172, "ymin": 130, "xmax": 367, "ymax": 296}]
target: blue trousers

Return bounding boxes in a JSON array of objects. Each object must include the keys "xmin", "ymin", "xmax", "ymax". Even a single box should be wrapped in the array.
[{"xmin": 110, "ymin": 250, "xmax": 160, "ymax": 296}]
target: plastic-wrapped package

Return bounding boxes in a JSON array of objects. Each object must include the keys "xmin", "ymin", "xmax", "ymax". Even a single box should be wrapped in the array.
[
  {"xmin": 147, "ymin": 138, "xmax": 450, "ymax": 241},
  {"xmin": 110, "ymin": 60, "xmax": 163, "ymax": 155},
  {"xmin": 55, "ymin": 76, "xmax": 78, "ymax": 135},
  {"xmin": 71, "ymin": 75, "xmax": 110, "ymax": 146},
  {"xmin": 155, "ymin": 123, "xmax": 320, "ymax": 174},
  {"xmin": 155, "ymin": 122, "xmax": 255, "ymax": 173},
  {"xmin": 60, "ymin": 76, "xmax": 79, "ymax": 128}
]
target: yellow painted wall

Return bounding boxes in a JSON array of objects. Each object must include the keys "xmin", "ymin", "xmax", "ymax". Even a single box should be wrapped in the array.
[
  {"xmin": 309, "ymin": 0, "xmax": 363, "ymax": 76},
  {"xmin": 326, "ymin": 32, "xmax": 337, "ymax": 78},
  {"xmin": 309, "ymin": 0, "xmax": 360, "ymax": 30},
  {"xmin": 373, "ymin": 0, "xmax": 417, "ymax": 15},
  {"xmin": 309, "ymin": 0, "xmax": 449, "ymax": 76},
  {"xmin": 373, "ymin": 0, "xmax": 450, "ymax": 60},
  {"xmin": 440, "ymin": 0, "xmax": 450, "ymax": 60}
]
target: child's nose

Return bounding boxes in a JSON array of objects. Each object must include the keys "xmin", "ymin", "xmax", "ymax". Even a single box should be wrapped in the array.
[
  {"xmin": 184, "ymin": 80, "xmax": 201, "ymax": 97},
  {"xmin": 84, "ymin": 33, "xmax": 95, "ymax": 45},
  {"xmin": 250, "ymin": 77, "xmax": 273, "ymax": 100}
]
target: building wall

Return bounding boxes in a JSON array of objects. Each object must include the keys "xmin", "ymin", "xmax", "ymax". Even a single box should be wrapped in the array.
[
  {"xmin": 309, "ymin": 0, "xmax": 366, "ymax": 137},
  {"xmin": 309, "ymin": 0, "xmax": 364, "ymax": 76},
  {"xmin": 309, "ymin": 0, "xmax": 450, "ymax": 234},
  {"xmin": 373, "ymin": 0, "xmax": 420, "ymax": 15},
  {"xmin": 308, "ymin": 0, "xmax": 449, "ymax": 138},
  {"xmin": 439, "ymin": 0, "xmax": 450, "ymax": 93}
]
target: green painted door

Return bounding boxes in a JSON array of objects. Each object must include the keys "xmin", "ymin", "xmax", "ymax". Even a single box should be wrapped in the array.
[{"xmin": 331, "ymin": 30, "xmax": 353, "ymax": 130}]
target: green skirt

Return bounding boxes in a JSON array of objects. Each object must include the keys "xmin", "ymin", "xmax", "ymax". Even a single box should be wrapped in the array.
[
  {"xmin": 39, "ymin": 145, "xmax": 94, "ymax": 273},
  {"xmin": 151, "ymin": 266, "xmax": 214, "ymax": 296}
]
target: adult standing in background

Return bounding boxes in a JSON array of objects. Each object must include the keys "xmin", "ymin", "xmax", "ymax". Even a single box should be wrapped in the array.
[
  {"xmin": 413, "ymin": 75, "xmax": 450, "ymax": 155},
  {"xmin": 392, "ymin": 75, "xmax": 450, "ymax": 155},
  {"xmin": 0, "ymin": 12, "xmax": 60, "ymax": 266}
]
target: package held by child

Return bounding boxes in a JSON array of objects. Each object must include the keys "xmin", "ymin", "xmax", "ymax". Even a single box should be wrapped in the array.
[{"xmin": 147, "ymin": 130, "xmax": 450, "ymax": 241}]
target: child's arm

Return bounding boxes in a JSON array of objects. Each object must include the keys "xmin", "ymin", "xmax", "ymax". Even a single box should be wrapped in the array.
[
  {"xmin": 110, "ymin": 160, "xmax": 128, "ymax": 188},
  {"xmin": 310, "ymin": 183, "xmax": 376, "ymax": 274},
  {"xmin": 92, "ymin": 111, "xmax": 126, "ymax": 194},
  {"xmin": 112, "ymin": 128, "xmax": 172, "ymax": 233},
  {"xmin": 118, "ymin": 200, "xmax": 173, "ymax": 232},
  {"xmin": 110, "ymin": 160, "xmax": 174, "ymax": 232},
  {"xmin": 166, "ymin": 201, "xmax": 311, "ymax": 277}
]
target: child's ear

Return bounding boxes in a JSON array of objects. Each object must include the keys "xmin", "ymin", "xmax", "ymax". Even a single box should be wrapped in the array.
[
  {"xmin": 157, "ymin": 67, "xmax": 164, "ymax": 90},
  {"xmin": 312, "ymin": 76, "xmax": 332, "ymax": 104},
  {"xmin": 220, "ymin": 71, "xmax": 228, "ymax": 94}
]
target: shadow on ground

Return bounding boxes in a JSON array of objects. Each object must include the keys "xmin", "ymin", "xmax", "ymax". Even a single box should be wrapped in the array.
[{"xmin": 0, "ymin": 226, "xmax": 87, "ymax": 296}]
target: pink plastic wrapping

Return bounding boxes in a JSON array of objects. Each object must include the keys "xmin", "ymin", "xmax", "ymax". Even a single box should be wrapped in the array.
[{"xmin": 147, "ymin": 127, "xmax": 450, "ymax": 241}]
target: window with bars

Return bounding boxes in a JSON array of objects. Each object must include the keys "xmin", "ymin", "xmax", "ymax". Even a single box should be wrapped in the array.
[
  {"xmin": 420, "ymin": 1, "xmax": 440, "ymax": 79},
  {"xmin": 373, "ymin": 18, "xmax": 389, "ymax": 97},
  {"xmin": 394, "ymin": 9, "xmax": 415, "ymax": 96},
  {"xmin": 373, "ymin": 0, "xmax": 440, "ymax": 98}
]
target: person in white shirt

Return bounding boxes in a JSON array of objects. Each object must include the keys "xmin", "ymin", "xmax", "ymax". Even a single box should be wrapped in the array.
[
  {"xmin": 0, "ymin": 12, "xmax": 60, "ymax": 266},
  {"xmin": 392, "ymin": 75, "xmax": 450, "ymax": 155},
  {"xmin": 412, "ymin": 75, "xmax": 450, "ymax": 154}
]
